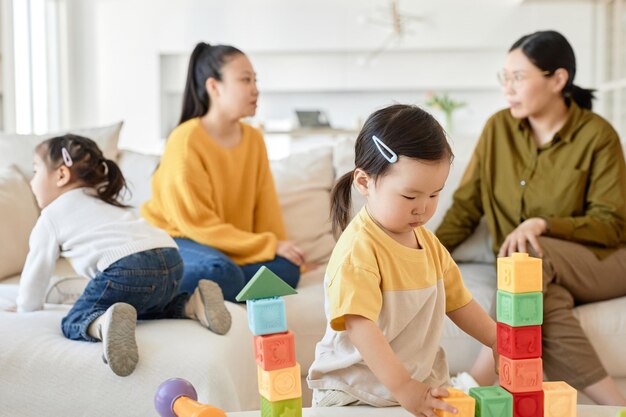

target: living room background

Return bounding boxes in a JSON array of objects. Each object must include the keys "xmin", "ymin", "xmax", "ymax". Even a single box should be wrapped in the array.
[{"xmin": 0, "ymin": 0, "xmax": 623, "ymax": 154}]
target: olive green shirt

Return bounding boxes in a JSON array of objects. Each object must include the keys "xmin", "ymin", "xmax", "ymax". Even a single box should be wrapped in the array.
[{"xmin": 436, "ymin": 102, "xmax": 626, "ymax": 257}]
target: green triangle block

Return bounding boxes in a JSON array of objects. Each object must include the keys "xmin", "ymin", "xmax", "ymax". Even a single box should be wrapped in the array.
[{"xmin": 235, "ymin": 266, "xmax": 297, "ymax": 301}]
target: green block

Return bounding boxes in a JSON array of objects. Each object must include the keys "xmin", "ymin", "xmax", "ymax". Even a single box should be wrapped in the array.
[
  {"xmin": 617, "ymin": 409, "xmax": 626, "ymax": 417},
  {"xmin": 497, "ymin": 290, "xmax": 543, "ymax": 326},
  {"xmin": 469, "ymin": 386, "xmax": 512, "ymax": 417},
  {"xmin": 235, "ymin": 266, "xmax": 297, "ymax": 301},
  {"xmin": 261, "ymin": 396, "xmax": 302, "ymax": 417}
]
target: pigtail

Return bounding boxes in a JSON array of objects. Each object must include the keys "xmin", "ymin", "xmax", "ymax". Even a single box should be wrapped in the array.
[
  {"xmin": 96, "ymin": 159, "xmax": 129, "ymax": 208},
  {"xmin": 330, "ymin": 171, "xmax": 355, "ymax": 238}
]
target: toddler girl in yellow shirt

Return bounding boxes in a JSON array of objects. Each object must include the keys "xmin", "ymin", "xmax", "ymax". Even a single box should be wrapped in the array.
[{"xmin": 307, "ymin": 104, "xmax": 498, "ymax": 416}]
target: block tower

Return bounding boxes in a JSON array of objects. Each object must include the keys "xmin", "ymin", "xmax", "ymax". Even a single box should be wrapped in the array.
[
  {"xmin": 236, "ymin": 266, "xmax": 302, "ymax": 417},
  {"xmin": 491, "ymin": 252, "xmax": 576, "ymax": 417}
]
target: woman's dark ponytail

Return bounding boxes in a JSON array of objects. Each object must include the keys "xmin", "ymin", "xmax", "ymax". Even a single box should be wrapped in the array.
[
  {"xmin": 569, "ymin": 84, "xmax": 595, "ymax": 110},
  {"xmin": 178, "ymin": 42, "xmax": 244, "ymax": 125}
]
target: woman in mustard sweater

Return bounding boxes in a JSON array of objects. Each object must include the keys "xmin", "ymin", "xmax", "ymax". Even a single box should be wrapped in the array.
[{"xmin": 142, "ymin": 43, "xmax": 304, "ymax": 301}]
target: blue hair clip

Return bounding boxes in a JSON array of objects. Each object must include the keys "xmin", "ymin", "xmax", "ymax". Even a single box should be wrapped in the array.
[{"xmin": 372, "ymin": 135, "xmax": 398, "ymax": 163}]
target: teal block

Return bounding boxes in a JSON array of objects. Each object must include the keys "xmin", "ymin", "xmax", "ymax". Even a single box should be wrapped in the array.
[
  {"xmin": 261, "ymin": 396, "xmax": 302, "ymax": 417},
  {"xmin": 497, "ymin": 290, "xmax": 543, "ymax": 327},
  {"xmin": 469, "ymin": 386, "xmax": 513, "ymax": 417},
  {"xmin": 247, "ymin": 297, "xmax": 287, "ymax": 336}
]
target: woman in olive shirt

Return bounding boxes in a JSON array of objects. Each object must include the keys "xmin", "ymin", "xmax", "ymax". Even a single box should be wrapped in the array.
[{"xmin": 436, "ymin": 30, "xmax": 626, "ymax": 405}]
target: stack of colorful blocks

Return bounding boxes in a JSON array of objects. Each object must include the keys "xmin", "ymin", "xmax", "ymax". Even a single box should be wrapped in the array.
[
  {"xmin": 439, "ymin": 253, "xmax": 577, "ymax": 417},
  {"xmin": 236, "ymin": 266, "xmax": 302, "ymax": 417}
]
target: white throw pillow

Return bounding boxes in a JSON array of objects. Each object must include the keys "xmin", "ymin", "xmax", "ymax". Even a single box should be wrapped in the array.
[
  {"xmin": 0, "ymin": 166, "xmax": 39, "ymax": 280},
  {"xmin": 0, "ymin": 121, "xmax": 123, "ymax": 180},
  {"xmin": 271, "ymin": 147, "xmax": 336, "ymax": 265}
]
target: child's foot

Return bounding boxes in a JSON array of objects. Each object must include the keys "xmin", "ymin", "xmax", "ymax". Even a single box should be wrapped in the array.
[
  {"xmin": 187, "ymin": 280, "xmax": 231, "ymax": 335},
  {"xmin": 98, "ymin": 303, "xmax": 138, "ymax": 377}
]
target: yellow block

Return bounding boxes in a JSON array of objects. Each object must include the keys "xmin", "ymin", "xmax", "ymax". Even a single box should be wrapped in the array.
[
  {"xmin": 497, "ymin": 252, "xmax": 542, "ymax": 293},
  {"xmin": 257, "ymin": 363, "xmax": 301, "ymax": 402},
  {"xmin": 435, "ymin": 388, "xmax": 475, "ymax": 417},
  {"xmin": 543, "ymin": 381, "xmax": 577, "ymax": 417}
]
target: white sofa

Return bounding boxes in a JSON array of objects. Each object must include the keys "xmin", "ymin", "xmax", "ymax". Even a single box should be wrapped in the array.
[{"xmin": 0, "ymin": 124, "xmax": 624, "ymax": 417}]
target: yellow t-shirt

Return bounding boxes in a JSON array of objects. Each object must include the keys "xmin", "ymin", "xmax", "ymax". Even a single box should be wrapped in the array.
[
  {"xmin": 307, "ymin": 207, "xmax": 472, "ymax": 406},
  {"xmin": 141, "ymin": 118, "xmax": 286, "ymax": 265}
]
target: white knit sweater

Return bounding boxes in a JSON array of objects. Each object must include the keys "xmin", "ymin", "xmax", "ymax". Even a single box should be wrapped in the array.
[{"xmin": 17, "ymin": 188, "xmax": 177, "ymax": 312}]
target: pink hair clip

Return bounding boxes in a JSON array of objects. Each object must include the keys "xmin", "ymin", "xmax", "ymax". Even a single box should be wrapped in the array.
[{"xmin": 61, "ymin": 147, "xmax": 73, "ymax": 167}]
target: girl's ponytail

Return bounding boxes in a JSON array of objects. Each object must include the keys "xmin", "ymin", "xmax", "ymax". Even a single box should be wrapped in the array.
[
  {"xmin": 178, "ymin": 42, "xmax": 244, "ymax": 126},
  {"xmin": 569, "ymin": 84, "xmax": 595, "ymax": 110},
  {"xmin": 96, "ymin": 159, "xmax": 128, "ymax": 208},
  {"xmin": 330, "ymin": 171, "xmax": 355, "ymax": 238}
]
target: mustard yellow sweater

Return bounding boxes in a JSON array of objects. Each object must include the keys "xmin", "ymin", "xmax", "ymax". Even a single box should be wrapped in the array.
[{"xmin": 141, "ymin": 118, "xmax": 286, "ymax": 265}]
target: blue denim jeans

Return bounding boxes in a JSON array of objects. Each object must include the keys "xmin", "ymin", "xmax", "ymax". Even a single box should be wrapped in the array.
[
  {"xmin": 61, "ymin": 248, "xmax": 187, "ymax": 342},
  {"xmin": 174, "ymin": 238, "xmax": 300, "ymax": 302}
]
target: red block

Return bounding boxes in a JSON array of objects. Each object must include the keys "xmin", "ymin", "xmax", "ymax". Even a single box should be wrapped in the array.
[
  {"xmin": 509, "ymin": 389, "xmax": 543, "ymax": 417},
  {"xmin": 253, "ymin": 331, "xmax": 296, "ymax": 371},
  {"xmin": 497, "ymin": 322, "xmax": 542, "ymax": 359}
]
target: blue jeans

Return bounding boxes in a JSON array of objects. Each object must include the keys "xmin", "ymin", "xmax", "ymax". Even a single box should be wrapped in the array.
[
  {"xmin": 61, "ymin": 248, "xmax": 187, "ymax": 342},
  {"xmin": 174, "ymin": 238, "xmax": 300, "ymax": 302}
]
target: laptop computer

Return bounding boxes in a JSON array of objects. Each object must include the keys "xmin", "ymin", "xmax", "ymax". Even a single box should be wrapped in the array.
[{"xmin": 295, "ymin": 110, "xmax": 331, "ymax": 128}]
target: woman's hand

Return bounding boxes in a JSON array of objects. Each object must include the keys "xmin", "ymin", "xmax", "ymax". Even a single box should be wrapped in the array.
[
  {"xmin": 394, "ymin": 380, "xmax": 457, "ymax": 417},
  {"xmin": 498, "ymin": 218, "xmax": 547, "ymax": 257},
  {"xmin": 276, "ymin": 240, "xmax": 305, "ymax": 266}
]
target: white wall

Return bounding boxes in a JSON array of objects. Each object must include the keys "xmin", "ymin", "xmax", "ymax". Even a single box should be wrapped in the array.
[{"xmin": 62, "ymin": 0, "xmax": 600, "ymax": 153}]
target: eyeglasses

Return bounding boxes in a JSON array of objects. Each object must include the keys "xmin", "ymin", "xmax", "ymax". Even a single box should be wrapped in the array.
[{"xmin": 497, "ymin": 70, "xmax": 552, "ymax": 89}]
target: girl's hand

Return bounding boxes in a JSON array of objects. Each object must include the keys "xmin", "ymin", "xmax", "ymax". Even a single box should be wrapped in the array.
[
  {"xmin": 491, "ymin": 340, "xmax": 500, "ymax": 375},
  {"xmin": 393, "ymin": 379, "xmax": 457, "ymax": 417},
  {"xmin": 276, "ymin": 240, "xmax": 305, "ymax": 266},
  {"xmin": 498, "ymin": 218, "xmax": 547, "ymax": 257}
]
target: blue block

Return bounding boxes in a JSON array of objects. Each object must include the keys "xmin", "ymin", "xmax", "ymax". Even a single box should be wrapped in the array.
[{"xmin": 247, "ymin": 297, "xmax": 287, "ymax": 336}]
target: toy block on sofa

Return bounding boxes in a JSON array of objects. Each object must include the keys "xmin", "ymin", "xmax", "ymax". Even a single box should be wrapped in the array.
[
  {"xmin": 236, "ymin": 266, "xmax": 297, "ymax": 302},
  {"xmin": 543, "ymin": 381, "xmax": 576, "ymax": 417},
  {"xmin": 508, "ymin": 390, "xmax": 543, "ymax": 417},
  {"xmin": 254, "ymin": 331, "xmax": 296, "ymax": 371},
  {"xmin": 469, "ymin": 386, "xmax": 512, "ymax": 417},
  {"xmin": 261, "ymin": 396, "xmax": 302, "ymax": 417},
  {"xmin": 499, "ymin": 356, "xmax": 543, "ymax": 393},
  {"xmin": 236, "ymin": 266, "xmax": 297, "ymax": 336},
  {"xmin": 435, "ymin": 388, "xmax": 475, "ymax": 417},
  {"xmin": 497, "ymin": 253, "xmax": 542, "ymax": 294},
  {"xmin": 247, "ymin": 297, "xmax": 288, "ymax": 336},
  {"xmin": 497, "ymin": 322, "xmax": 542, "ymax": 360},
  {"xmin": 257, "ymin": 363, "xmax": 302, "ymax": 402},
  {"xmin": 497, "ymin": 291, "xmax": 543, "ymax": 327}
]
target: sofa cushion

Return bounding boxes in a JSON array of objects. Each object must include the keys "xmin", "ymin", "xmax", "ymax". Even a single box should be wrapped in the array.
[
  {"xmin": 271, "ymin": 146, "xmax": 336, "ymax": 265},
  {"xmin": 0, "ymin": 166, "xmax": 39, "ymax": 280},
  {"xmin": 0, "ymin": 121, "xmax": 123, "ymax": 179},
  {"xmin": 0, "ymin": 286, "xmax": 259, "ymax": 416}
]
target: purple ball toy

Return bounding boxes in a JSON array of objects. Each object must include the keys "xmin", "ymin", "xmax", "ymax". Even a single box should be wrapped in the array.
[{"xmin": 155, "ymin": 378, "xmax": 198, "ymax": 417}]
